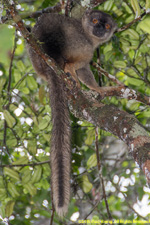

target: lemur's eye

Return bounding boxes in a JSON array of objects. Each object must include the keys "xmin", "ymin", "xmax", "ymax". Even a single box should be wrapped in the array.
[
  {"xmin": 105, "ymin": 23, "xmax": 111, "ymax": 29},
  {"xmin": 93, "ymin": 18, "xmax": 98, "ymax": 24}
]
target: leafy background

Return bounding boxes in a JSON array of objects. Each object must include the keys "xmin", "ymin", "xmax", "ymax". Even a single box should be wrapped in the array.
[{"xmin": 1, "ymin": 0, "xmax": 150, "ymax": 224}]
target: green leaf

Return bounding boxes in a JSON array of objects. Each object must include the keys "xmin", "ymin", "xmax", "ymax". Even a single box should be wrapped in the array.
[
  {"xmin": 0, "ymin": 78, "xmax": 6, "ymax": 92},
  {"xmin": 26, "ymin": 75, "xmax": 38, "ymax": 90},
  {"xmin": 37, "ymin": 178, "xmax": 50, "ymax": 189},
  {"xmin": 138, "ymin": 16, "xmax": 150, "ymax": 34},
  {"xmin": 128, "ymin": 49, "xmax": 135, "ymax": 60},
  {"xmin": 8, "ymin": 182, "xmax": 20, "ymax": 198},
  {"xmin": 14, "ymin": 71, "xmax": 22, "ymax": 84},
  {"xmin": 21, "ymin": 96, "xmax": 30, "ymax": 105},
  {"xmin": 27, "ymin": 140, "xmax": 37, "ymax": 155},
  {"xmin": 0, "ymin": 26, "xmax": 14, "ymax": 66},
  {"xmin": 85, "ymin": 129, "xmax": 95, "ymax": 145},
  {"xmin": 137, "ymin": 186, "xmax": 144, "ymax": 200},
  {"xmin": 104, "ymin": 51, "xmax": 113, "ymax": 61},
  {"xmin": 126, "ymin": 68, "xmax": 138, "ymax": 77},
  {"xmin": 31, "ymin": 166, "xmax": 42, "ymax": 184},
  {"xmin": 22, "ymin": 169, "xmax": 32, "ymax": 184},
  {"xmin": 3, "ymin": 110, "xmax": 16, "ymax": 128},
  {"xmin": 17, "ymin": 60, "xmax": 26, "ymax": 73},
  {"xmin": 13, "ymin": 156, "xmax": 28, "ymax": 166},
  {"xmin": 7, "ymin": 138, "xmax": 17, "ymax": 147},
  {"xmin": 122, "ymin": 2, "xmax": 132, "ymax": 14},
  {"xmin": 131, "ymin": 0, "xmax": 141, "ymax": 17},
  {"xmin": 119, "ymin": 38, "xmax": 130, "ymax": 47},
  {"xmin": 137, "ymin": 110, "xmax": 150, "ymax": 118},
  {"xmin": 134, "ymin": 56, "xmax": 142, "ymax": 65},
  {"xmin": 21, "ymin": 87, "xmax": 30, "ymax": 94},
  {"xmin": 43, "ymin": 133, "xmax": 50, "ymax": 142},
  {"xmin": 24, "ymin": 183, "xmax": 37, "ymax": 196},
  {"xmin": 82, "ymin": 175, "xmax": 93, "ymax": 193},
  {"xmin": 4, "ymin": 167, "xmax": 20, "ymax": 181},
  {"xmin": 0, "ymin": 188, "xmax": 7, "ymax": 200},
  {"xmin": 5, "ymin": 201, "xmax": 15, "ymax": 217},
  {"xmin": 122, "ymin": 29, "xmax": 139, "ymax": 40},
  {"xmin": 103, "ymin": 43, "xmax": 113, "ymax": 54},
  {"xmin": 114, "ymin": 61, "xmax": 127, "ymax": 68},
  {"xmin": 38, "ymin": 115, "xmax": 50, "ymax": 130},
  {"xmin": 0, "ymin": 176, "xmax": 5, "ymax": 188},
  {"xmin": 87, "ymin": 154, "xmax": 97, "ymax": 169},
  {"xmin": 125, "ymin": 76, "xmax": 144, "ymax": 86},
  {"xmin": 0, "ymin": 205, "xmax": 5, "ymax": 219},
  {"xmin": 42, "ymin": 163, "xmax": 50, "ymax": 177},
  {"xmin": 126, "ymin": 101, "xmax": 140, "ymax": 111},
  {"xmin": 121, "ymin": 46, "xmax": 130, "ymax": 54},
  {"xmin": 104, "ymin": 0, "xmax": 114, "ymax": 11},
  {"xmin": 125, "ymin": 15, "xmax": 134, "ymax": 24},
  {"xmin": 39, "ymin": 86, "xmax": 46, "ymax": 105}
]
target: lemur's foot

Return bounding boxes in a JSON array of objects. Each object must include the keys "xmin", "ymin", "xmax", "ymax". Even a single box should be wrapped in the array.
[{"xmin": 64, "ymin": 63, "xmax": 80, "ymax": 88}]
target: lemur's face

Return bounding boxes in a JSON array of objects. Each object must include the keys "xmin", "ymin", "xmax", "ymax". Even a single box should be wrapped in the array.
[{"xmin": 82, "ymin": 10, "xmax": 117, "ymax": 44}]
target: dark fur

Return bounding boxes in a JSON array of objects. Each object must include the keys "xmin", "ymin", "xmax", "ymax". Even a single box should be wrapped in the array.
[{"xmin": 27, "ymin": 10, "xmax": 117, "ymax": 217}]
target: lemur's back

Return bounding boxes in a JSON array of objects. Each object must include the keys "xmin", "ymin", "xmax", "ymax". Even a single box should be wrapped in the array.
[{"xmin": 32, "ymin": 13, "xmax": 93, "ymax": 68}]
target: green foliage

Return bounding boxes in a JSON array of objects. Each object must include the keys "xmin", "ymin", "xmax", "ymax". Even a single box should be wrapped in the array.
[
  {"xmin": 1, "ymin": 0, "xmax": 150, "ymax": 224},
  {"xmin": 0, "ymin": 26, "xmax": 14, "ymax": 66}
]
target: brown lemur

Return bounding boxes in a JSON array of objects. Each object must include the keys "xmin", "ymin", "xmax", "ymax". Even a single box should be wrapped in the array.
[{"xmin": 27, "ymin": 9, "xmax": 117, "ymax": 217}]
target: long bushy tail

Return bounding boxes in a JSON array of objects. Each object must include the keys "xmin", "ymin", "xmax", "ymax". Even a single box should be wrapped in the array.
[
  {"xmin": 28, "ymin": 46, "xmax": 71, "ymax": 217},
  {"xmin": 47, "ymin": 72, "xmax": 71, "ymax": 217}
]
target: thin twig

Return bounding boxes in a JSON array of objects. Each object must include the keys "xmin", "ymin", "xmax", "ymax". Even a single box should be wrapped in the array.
[
  {"xmin": 50, "ymin": 202, "xmax": 55, "ymax": 225},
  {"xmin": 95, "ymin": 127, "xmax": 112, "ymax": 221},
  {"xmin": 0, "ymin": 160, "xmax": 50, "ymax": 168},
  {"xmin": 95, "ymin": 127, "xmax": 100, "ymax": 170},
  {"xmin": 8, "ymin": 31, "xmax": 17, "ymax": 98},
  {"xmin": 13, "ymin": 71, "xmax": 31, "ymax": 89},
  {"xmin": 2, "ymin": 30, "xmax": 17, "ymax": 157},
  {"xmin": 92, "ymin": 62, "xmax": 150, "ymax": 105},
  {"xmin": 84, "ymin": 201, "xmax": 100, "ymax": 219},
  {"xmin": 117, "ymin": 11, "xmax": 150, "ymax": 33},
  {"xmin": 92, "ymin": 62, "xmax": 124, "ymax": 86}
]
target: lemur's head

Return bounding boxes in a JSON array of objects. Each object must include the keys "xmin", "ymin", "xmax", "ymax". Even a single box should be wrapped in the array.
[{"xmin": 82, "ymin": 10, "xmax": 117, "ymax": 47}]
